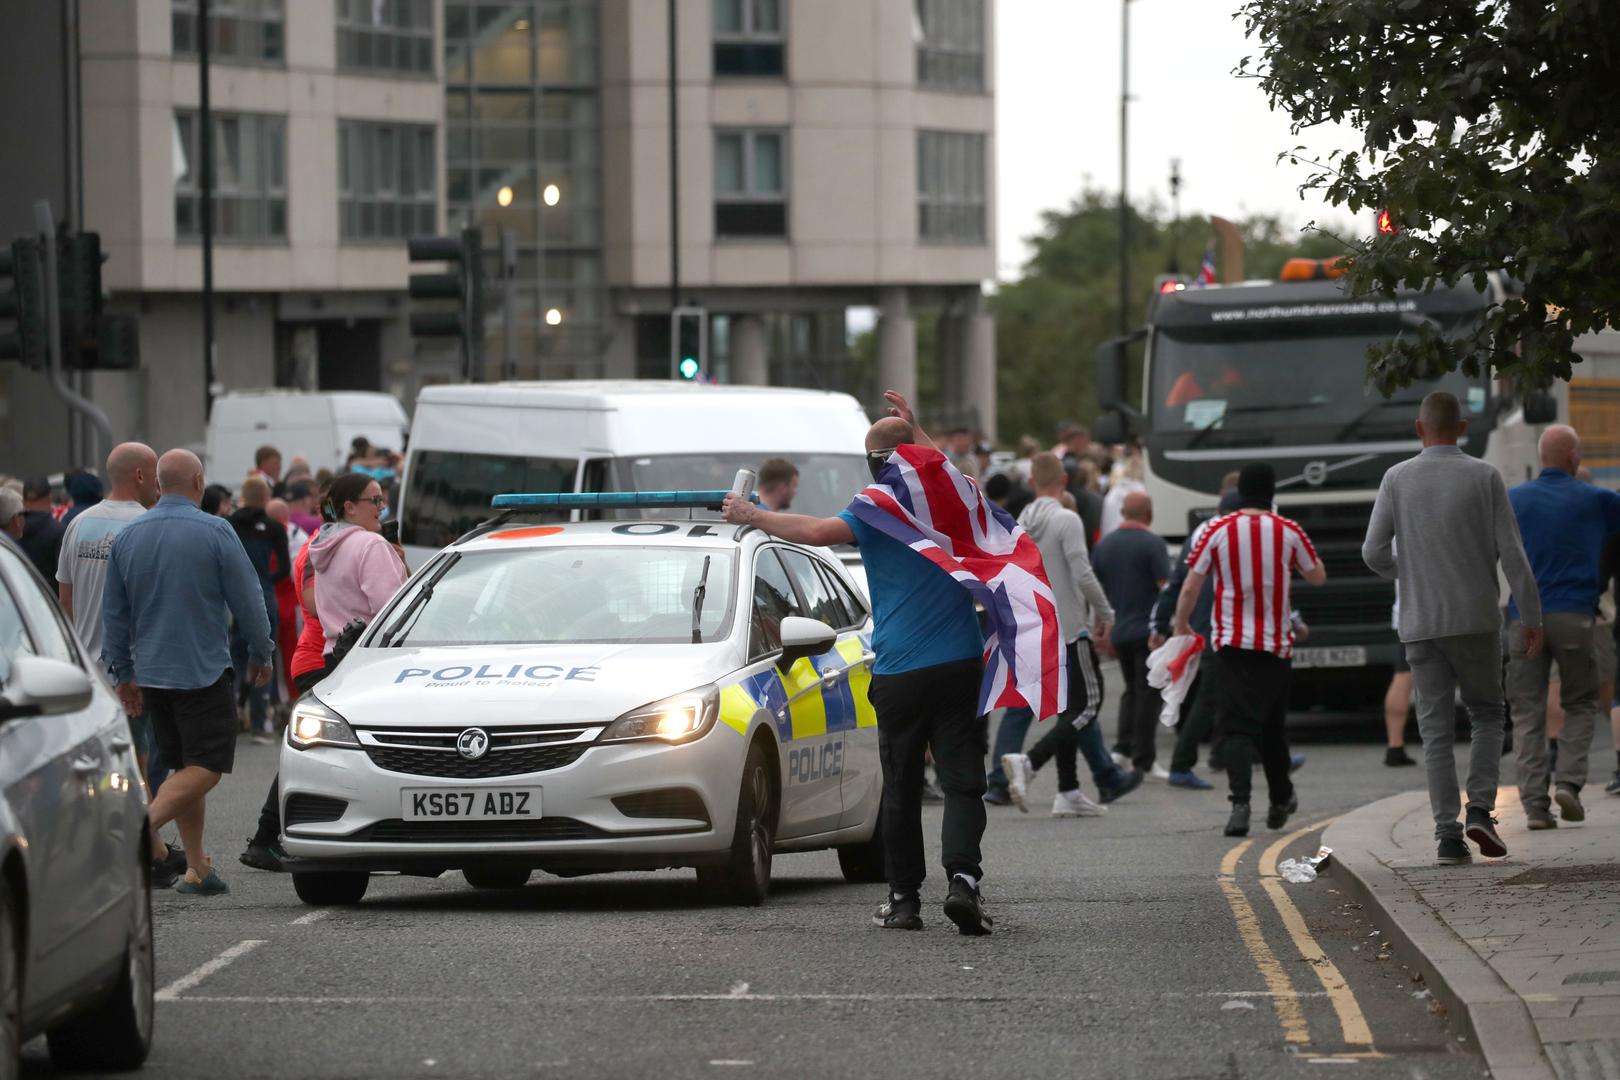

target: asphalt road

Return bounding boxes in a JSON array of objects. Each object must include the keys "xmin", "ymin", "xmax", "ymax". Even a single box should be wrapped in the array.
[{"xmin": 25, "ymin": 704, "xmax": 1508, "ymax": 1080}]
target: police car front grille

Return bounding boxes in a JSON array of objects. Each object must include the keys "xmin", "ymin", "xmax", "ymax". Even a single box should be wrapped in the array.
[
  {"xmin": 340, "ymin": 817, "xmax": 607, "ymax": 843},
  {"xmin": 612, "ymin": 788, "xmax": 711, "ymax": 824},
  {"xmin": 362, "ymin": 742, "xmax": 590, "ymax": 779}
]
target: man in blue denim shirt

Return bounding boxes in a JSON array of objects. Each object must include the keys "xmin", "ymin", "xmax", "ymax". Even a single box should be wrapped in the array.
[{"xmin": 103, "ymin": 449, "xmax": 274, "ymax": 895}]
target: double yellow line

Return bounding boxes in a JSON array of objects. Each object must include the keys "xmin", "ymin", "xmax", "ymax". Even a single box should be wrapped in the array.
[{"xmin": 1217, "ymin": 816, "xmax": 1376, "ymax": 1053}]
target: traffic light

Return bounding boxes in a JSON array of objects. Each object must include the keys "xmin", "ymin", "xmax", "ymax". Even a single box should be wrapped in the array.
[
  {"xmin": 671, "ymin": 306, "xmax": 706, "ymax": 380},
  {"xmin": 408, "ymin": 228, "xmax": 485, "ymax": 379},
  {"xmin": 0, "ymin": 238, "xmax": 45, "ymax": 367}
]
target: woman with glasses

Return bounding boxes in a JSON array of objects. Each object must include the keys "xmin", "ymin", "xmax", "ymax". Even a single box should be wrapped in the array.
[{"xmin": 306, "ymin": 472, "xmax": 409, "ymax": 663}]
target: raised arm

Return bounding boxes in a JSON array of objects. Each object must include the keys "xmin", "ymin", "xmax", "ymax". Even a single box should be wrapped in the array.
[
  {"xmin": 722, "ymin": 497, "xmax": 854, "ymax": 547},
  {"xmin": 881, "ymin": 390, "xmax": 939, "ymax": 452}
]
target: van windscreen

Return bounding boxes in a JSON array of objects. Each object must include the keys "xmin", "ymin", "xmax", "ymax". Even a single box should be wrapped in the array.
[{"xmin": 402, "ymin": 450, "xmax": 576, "ymax": 549}]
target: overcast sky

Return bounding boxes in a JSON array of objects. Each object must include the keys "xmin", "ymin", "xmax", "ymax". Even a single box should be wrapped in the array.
[{"xmin": 994, "ymin": 0, "xmax": 1365, "ymax": 280}]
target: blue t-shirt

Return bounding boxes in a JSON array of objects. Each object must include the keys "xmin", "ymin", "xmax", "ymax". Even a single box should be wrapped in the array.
[
  {"xmin": 838, "ymin": 509, "xmax": 983, "ymax": 676},
  {"xmin": 1092, "ymin": 524, "xmax": 1172, "ymax": 645},
  {"xmin": 1508, "ymin": 469, "xmax": 1620, "ymax": 618}
]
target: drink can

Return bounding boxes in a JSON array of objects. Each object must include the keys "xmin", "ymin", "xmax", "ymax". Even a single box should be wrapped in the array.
[{"xmin": 731, "ymin": 468, "xmax": 756, "ymax": 500}]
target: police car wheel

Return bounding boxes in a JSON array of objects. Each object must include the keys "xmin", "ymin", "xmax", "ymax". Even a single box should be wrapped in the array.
[
  {"xmin": 835, "ymin": 810, "xmax": 886, "ymax": 884},
  {"xmin": 462, "ymin": 868, "xmax": 531, "ymax": 890},
  {"xmin": 292, "ymin": 871, "xmax": 370, "ymax": 906},
  {"xmin": 697, "ymin": 742, "xmax": 774, "ymax": 906}
]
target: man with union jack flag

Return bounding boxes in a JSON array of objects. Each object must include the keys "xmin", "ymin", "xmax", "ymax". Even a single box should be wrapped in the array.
[{"xmin": 723, "ymin": 390, "xmax": 1067, "ymax": 936}]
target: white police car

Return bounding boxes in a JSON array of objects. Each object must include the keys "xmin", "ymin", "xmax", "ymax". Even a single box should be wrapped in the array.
[{"xmin": 278, "ymin": 491, "xmax": 883, "ymax": 906}]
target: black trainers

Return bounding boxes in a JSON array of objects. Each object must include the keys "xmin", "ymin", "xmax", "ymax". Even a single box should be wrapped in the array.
[
  {"xmin": 1606, "ymin": 771, "xmax": 1620, "ymax": 796},
  {"xmin": 1464, "ymin": 808, "xmax": 1508, "ymax": 858},
  {"xmin": 1384, "ymin": 746, "xmax": 1417, "ymax": 767},
  {"xmin": 1099, "ymin": 768, "xmax": 1144, "ymax": 804},
  {"xmin": 1267, "ymin": 793, "xmax": 1298, "ymax": 831},
  {"xmin": 151, "ymin": 852, "xmax": 180, "ymax": 890},
  {"xmin": 942, "ymin": 876, "xmax": 993, "ymax": 937},
  {"xmin": 1437, "ymin": 836, "xmax": 1472, "ymax": 864},
  {"xmin": 873, "ymin": 893, "xmax": 923, "ymax": 930},
  {"xmin": 1224, "ymin": 802, "xmax": 1251, "ymax": 837},
  {"xmin": 239, "ymin": 837, "xmax": 290, "ymax": 873},
  {"xmin": 1554, "ymin": 783, "xmax": 1585, "ymax": 823},
  {"xmin": 161, "ymin": 843, "xmax": 187, "ymax": 877}
]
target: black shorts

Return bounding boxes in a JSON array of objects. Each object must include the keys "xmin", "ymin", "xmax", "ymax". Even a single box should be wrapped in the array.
[
  {"xmin": 145, "ymin": 670, "xmax": 238, "ymax": 775},
  {"xmin": 1393, "ymin": 644, "xmax": 1410, "ymax": 674}
]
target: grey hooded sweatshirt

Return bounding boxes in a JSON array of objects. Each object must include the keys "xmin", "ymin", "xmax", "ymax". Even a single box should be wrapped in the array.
[{"xmin": 1019, "ymin": 495, "xmax": 1115, "ymax": 644}]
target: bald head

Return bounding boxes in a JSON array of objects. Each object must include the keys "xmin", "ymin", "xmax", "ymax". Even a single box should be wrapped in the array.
[
  {"xmin": 266, "ymin": 498, "xmax": 290, "ymax": 525},
  {"xmin": 865, "ymin": 417, "xmax": 915, "ymax": 453},
  {"xmin": 106, "ymin": 442, "xmax": 159, "ymax": 507},
  {"xmin": 1538, "ymin": 424, "xmax": 1581, "ymax": 473},
  {"xmin": 1416, "ymin": 391, "xmax": 1466, "ymax": 446},
  {"xmin": 157, "ymin": 449, "xmax": 205, "ymax": 501},
  {"xmin": 1121, "ymin": 490, "xmax": 1153, "ymax": 525}
]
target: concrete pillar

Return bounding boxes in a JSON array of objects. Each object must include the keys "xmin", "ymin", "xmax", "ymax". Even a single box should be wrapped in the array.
[
  {"xmin": 937, "ymin": 314, "xmax": 963, "ymax": 425},
  {"xmin": 876, "ymin": 287, "xmax": 917, "ymax": 407},
  {"xmin": 963, "ymin": 311, "xmax": 996, "ymax": 441},
  {"xmin": 731, "ymin": 315, "xmax": 768, "ymax": 385},
  {"xmin": 601, "ymin": 314, "xmax": 637, "ymax": 379}
]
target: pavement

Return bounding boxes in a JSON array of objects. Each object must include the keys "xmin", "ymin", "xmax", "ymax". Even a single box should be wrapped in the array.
[
  {"xmin": 1325, "ymin": 739, "xmax": 1620, "ymax": 1080},
  {"xmin": 24, "ymin": 713, "xmax": 1492, "ymax": 1079}
]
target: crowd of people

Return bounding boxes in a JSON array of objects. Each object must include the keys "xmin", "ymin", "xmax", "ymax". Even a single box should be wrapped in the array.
[{"xmin": 0, "ymin": 434, "xmax": 409, "ymax": 896}]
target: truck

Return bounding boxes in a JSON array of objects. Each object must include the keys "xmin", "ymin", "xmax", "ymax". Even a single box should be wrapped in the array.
[{"xmin": 1092, "ymin": 262, "xmax": 1557, "ymax": 714}]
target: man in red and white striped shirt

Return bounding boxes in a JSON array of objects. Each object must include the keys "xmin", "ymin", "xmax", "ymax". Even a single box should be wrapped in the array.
[{"xmin": 1173, "ymin": 463, "xmax": 1327, "ymax": 837}]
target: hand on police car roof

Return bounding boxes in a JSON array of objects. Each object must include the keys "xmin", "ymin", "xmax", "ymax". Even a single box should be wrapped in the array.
[
  {"xmin": 115, "ymin": 682, "xmax": 143, "ymax": 717},
  {"xmin": 722, "ymin": 494, "xmax": 757, "ymax": 526}
]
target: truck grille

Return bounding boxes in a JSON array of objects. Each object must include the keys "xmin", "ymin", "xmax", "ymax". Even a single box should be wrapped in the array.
[
  {"xmin": 337, "ymin": 818, "xmax": 606, "ymax": 843},
  {"xmin": 363, "ymin": 742, "xmax": 589, "ymax": 779}
]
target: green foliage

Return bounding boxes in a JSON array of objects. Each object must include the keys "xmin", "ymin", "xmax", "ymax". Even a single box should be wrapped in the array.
[
  {"xmin": 989, "ymin": 189, "xmax": 1348, "ymax": 445},
  {"xmin": 1238, "ymin": 0, "xmax": 1620, "ymax": 395}
]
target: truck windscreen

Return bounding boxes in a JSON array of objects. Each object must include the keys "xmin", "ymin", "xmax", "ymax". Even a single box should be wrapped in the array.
[{"xmin": 1149, "ymin": 316, "xmax": 1486, "ymax": 445}]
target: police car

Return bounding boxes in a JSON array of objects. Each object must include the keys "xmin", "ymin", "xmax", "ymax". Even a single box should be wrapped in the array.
[{"xmin": 278, "ymin": 491, "xmax": 883, "ymax": 906}]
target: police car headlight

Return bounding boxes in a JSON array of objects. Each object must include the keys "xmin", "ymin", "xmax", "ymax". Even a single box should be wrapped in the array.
[
  {"xmin": 288, "ymin": 698, "xmax": 361, "ymax": 751},
  {"xmin": 602, "ymin": 686, "xmax": 719, "ymax": 745}
]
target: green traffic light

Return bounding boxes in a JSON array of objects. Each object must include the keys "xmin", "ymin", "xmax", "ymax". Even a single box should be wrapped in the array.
[{"xmin": 679, "ymin": 357, "xmax": 700, "ymax": 379}]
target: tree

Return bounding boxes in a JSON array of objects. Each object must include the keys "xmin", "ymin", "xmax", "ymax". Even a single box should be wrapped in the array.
[
  {"xmin": 1238, "ymin": 0, "xmax": 1620, "ymax": 395},
  {"xmin": 988, "ymin": 189, "xmax": 1346, "ymax": 443}
]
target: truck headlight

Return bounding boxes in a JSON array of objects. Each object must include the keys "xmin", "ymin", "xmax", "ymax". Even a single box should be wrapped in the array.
[
  {"xmin": 602, "ymin": 686, "xmax": 719, "ymax": 745},
  {"xmin": 288, "ymin": 697, "xmax": 361, "ymax": 751}
]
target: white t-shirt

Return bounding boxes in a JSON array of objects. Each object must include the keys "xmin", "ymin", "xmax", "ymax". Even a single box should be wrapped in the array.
[{"xmin": 56, "ymin": 500, "xmax": 147, "ymax": 668}]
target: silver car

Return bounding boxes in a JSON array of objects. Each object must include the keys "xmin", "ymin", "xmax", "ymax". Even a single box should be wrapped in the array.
[{"xmin": 0, "ymin": 540, "xmax": 153, "ymax": 1076}]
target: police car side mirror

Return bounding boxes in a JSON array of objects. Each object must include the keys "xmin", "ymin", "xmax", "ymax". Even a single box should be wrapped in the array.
[
  {"xmin": 0, "ymin": 656, "xmax": 94, "ymax": 723},
  {"xmin": 777, "ymin": 616, "xmax": 837, "ymax": 673}
]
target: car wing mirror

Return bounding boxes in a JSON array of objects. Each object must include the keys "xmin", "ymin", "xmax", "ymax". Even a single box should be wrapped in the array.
[
  {"xmin": 776, "ymin": 616, "xmax": 837, "ymax": 674},
  {"xmin": 0, "ymin": 656, "xmax": 94, "ymax": 723}
]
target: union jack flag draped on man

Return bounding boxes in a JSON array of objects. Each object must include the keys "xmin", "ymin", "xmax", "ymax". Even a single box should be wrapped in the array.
[{"xmin": 846, "ymin": 444, "xmax": 1068, "ymax": 720}]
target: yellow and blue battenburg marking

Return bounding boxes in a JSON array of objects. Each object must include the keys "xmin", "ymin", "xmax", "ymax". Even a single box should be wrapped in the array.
[{"xmin": 721, "ymin": 633, "xmax": 876, "ymax": 742}]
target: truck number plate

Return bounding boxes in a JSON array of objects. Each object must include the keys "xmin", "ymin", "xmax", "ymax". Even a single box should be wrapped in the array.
[
  {"xmin": 402, "ymin": 788, "xmax": 542, "ymax": 820},
  {"xmin": 1291, "ymin": 646, "xmax": 1367, "ymax": 669}
]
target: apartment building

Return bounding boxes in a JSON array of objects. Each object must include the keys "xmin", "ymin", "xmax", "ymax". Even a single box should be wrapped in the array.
[{"xmin": 0, "ymin": 0, "xmax": 996, "ymax": 477}]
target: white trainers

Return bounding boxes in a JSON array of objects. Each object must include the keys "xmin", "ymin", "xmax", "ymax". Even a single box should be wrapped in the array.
[
  {"xmin": 1149, "ymin": 763, "xmax": 1172, "ymax": 780},
  {"xmin": 1110, "ymin": 751, "xmax": 1131, "ymax": 770},
  {"xmin": 1051, "ymin": 790, "xmax": 1107, "ymax": 817},
  {"xmin": 1001, "ymin": 753, "xmax": 1033, "ymax": 814}
]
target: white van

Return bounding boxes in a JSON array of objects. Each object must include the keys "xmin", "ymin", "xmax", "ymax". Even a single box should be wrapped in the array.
[
  {"xmin": 205, "ymin": 390, "xmax": 409, "ymax": 486},
  {"xmin": 399, "ymin": 381, "xmax": 873, "ymax": 568}
]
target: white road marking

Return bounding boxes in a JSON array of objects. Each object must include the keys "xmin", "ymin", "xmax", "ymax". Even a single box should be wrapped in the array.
[
  {"xmin": 708, "ymin": 1062, "xmax": 754, "ymax": 1067},
  {"xmin": 291, "ymin": 910, "xmax": 331, "ymax": 926},
  {"xmin": 163, "ymin": 989, "xmax": 1332, "ymax": 1006},
  {"xmin": 155, "ymin": 940, "xmax": 267, "ymax": 1002}
]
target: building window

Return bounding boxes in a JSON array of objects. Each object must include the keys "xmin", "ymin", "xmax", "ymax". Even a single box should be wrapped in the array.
[
  {"xmin": 915, "ymin": 0, "xmax": 983, "ymax": 91},
  {"xmin": 173, "ymin": 111, "xmax": 288, "ymax": 242},
  {"xmin": 713, "ymin": 0, "xmax": 784, "ymax": 78},
  {"xmin": 172, "ymin": 0, "xmax": 285, "ymax": 65},
  {"xmin": 340, "ymin": 122, "xmax": 436, "ymax": 241},
  {"xmin": 714, "ymin": 130, "xmax": 786, "ymax": 239},
  {"xmin": 337, "ymin": 0, "xmax": 435, "ymax": 76},
  {"xmin": 917, "ymin": 130, "xmax": 985, "ymax": 243}
]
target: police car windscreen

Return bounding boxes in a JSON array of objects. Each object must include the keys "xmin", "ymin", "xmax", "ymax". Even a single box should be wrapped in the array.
[
  {"xmin": 379, "ymin": 548, "xmax": 736, "ymax": 646},
  {"xmin": 617, "ymin": 453, "xmax": 867, "ymax": 520}
]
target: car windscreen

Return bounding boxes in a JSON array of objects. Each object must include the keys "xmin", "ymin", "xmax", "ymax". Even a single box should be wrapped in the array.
[
  {"xmin": 401, "ymin": 450, "xmax": 575, "ymax": 550},
  {"xmin": 1148, "ymin": 315, "xmax": 1487, "ymax": 441},
  {"xmin": 378, "ymin": 546, "xmax": 736, "ymax": 646},
  {"xmin": 616, "ymin": 453, "xmax": 868, "ymax": 520}
]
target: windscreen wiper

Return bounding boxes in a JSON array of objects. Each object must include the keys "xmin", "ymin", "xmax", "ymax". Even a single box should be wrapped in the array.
[
  {"xmin": 1334, "ymin": 398, "xmax": 1410, "ymax": 442},
  {"xmin": 1185, "ymin": 402, "xmax": 1322, "ymax": 449},
  {"xmin": 380, "ymin": 553, "xmax": 461, "ymax": 648},
  {"xmin": 691, "ymin": 555, "xmax": 712, "ymax": 644},
  {"xmin": 690, "ymin": 557, "xmax": 709, "ymax": 641}
]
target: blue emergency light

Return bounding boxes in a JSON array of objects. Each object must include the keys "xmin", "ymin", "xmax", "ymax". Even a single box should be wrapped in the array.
[{"xmin": 490, "ymin": 491, "xmax": 760, "ymax": 510}]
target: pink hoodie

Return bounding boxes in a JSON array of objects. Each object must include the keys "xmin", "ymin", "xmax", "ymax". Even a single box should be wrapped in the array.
[{"xmin": 307, "ymin": 522, "xmax": 410, "ymax": 654}]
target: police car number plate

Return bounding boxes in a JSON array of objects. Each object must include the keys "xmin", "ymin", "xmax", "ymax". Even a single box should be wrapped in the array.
[
  {"xmin": 1291, "ymin": 646, "xmax": 1367, "ymax": 669},
  {"xmin": 402, "ymin": 788, "xmax": 542, "ymax": 820}
]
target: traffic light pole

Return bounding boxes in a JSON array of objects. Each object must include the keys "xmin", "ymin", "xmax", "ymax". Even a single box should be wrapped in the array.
[
  {"xmin": 1118, "ymin": 0, "xmax": 1130, "ymax": 337},
  {"xmin": 200, "ymin": 0, "xmax": 216, "ymax": 419},
  {"xmin": 34, "ymin": 200, "xmax": 111, "ymax": 462}
]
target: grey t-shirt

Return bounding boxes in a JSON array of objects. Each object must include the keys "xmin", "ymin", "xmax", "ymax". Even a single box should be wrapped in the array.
[{"xmin": 56, "ymin": 500, "xmax": 146, "ymax": 667}]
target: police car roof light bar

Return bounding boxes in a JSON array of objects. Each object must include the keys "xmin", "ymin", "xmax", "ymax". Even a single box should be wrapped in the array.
[{"xmin": 490, "ymin": 491, "xmax": 761, "ymax": 511}]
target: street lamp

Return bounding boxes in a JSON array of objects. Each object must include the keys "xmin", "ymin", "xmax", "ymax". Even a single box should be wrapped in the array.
[
  {"xmin": 543, "ymin": 183, "xmax": 561, "ymax": 207},
  {"xmin": 545, "ymin": 307, "xmax": 563, "ymax": 326},
  {"xmin": 497, "ymin": 185, "xmax": 514, "ymax": 207}
]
